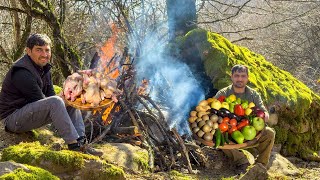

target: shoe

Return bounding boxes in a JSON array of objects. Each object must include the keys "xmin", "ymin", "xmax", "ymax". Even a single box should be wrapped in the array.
[
  {"xmin": 68, "ymin": 136, "xmax": 103, "ymax": 157},
  {"xmin": 235, "ymin": 162, "xmax": 250, "ymax": 175}
]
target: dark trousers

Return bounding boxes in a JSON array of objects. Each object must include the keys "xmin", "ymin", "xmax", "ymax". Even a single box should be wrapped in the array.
[{"xmin": 3, "ymin": 96, "xmax": 84, "ymax": 144}]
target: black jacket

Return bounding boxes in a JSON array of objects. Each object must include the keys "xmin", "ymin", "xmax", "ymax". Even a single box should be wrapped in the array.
[{"xmin": 0, "ymin": 55, "xmax": 55, "ymax": 119}]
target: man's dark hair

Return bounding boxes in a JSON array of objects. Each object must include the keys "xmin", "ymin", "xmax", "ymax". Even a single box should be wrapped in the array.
[
  {"xmin": 231, "ymin": 64, "xmax": 249, "ymax": 75},
  {"xmin": 26, "ymin": 34, "xmax": 52, "ymax": 49}
]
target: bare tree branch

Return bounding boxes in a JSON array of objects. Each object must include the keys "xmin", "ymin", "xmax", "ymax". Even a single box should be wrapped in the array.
[
  {"xmin": 219, "ymin": 4, "xmax": 320, "ymax": 34},
  {"xmin": 198, "ymin": 0, "xmax": 252, "ymax": 24},
  {"xmin": 0, "ymin": 6, "xmax": 26, "ymax": 13},
  {"xmin": 0, "ymin": 45, "xmax": 9, "ymax": 60}
]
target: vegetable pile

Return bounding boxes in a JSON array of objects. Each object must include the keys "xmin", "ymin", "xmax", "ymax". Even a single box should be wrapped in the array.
[{"xmin": 188, "ymin": 94, "xmax": 266, "ymax": 148}]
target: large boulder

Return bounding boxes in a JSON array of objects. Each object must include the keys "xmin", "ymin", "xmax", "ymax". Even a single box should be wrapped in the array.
[
  {"xmin": 171, "ymin": 28, "xmax": 320, "ymax": 160},
  {"xmin": 1, "ymin": 142, "xmax": 125, "ymax": 180},
  {"xmin": 100, "ymin": 143, "xmax": 149, "ymax": 173},
  {"xmin": 0, "ymin": 161, "xmax": 59, "ymax": 179}
]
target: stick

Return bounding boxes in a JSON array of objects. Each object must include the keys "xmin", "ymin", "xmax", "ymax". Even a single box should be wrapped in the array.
[{"xmin": 172, "ymin": 128, "xmax": 193, "ymax": 174}]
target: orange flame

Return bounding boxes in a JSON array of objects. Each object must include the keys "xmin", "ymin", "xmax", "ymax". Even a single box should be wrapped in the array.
[
  {"xmin": 99, "ymin": 23, "xmax": 122, "ymax": 124},
  {"xmin": 99, "ymin": 23, "xmax": 120, "ymax": 79}
]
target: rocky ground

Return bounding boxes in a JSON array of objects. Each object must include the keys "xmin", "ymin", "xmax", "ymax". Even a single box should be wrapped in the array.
[{"xmin": 0, "ymin": 123, "xmax": 320, "ymax": 180}]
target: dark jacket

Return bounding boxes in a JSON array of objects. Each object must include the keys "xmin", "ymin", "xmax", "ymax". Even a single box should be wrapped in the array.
[{"xmin": 0, "ymin": 55, "xmax": 55, "ymax": 119}]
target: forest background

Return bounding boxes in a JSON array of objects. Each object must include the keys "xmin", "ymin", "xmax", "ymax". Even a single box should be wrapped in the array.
[{"xmin": 0, "ymin": 0, "xmax": 319, "ymax": 95}]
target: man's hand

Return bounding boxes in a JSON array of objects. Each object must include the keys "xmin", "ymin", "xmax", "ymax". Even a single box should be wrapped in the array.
[{"xmin": 264, "ymin": 111, "xmax": 270, "ymax": 123}]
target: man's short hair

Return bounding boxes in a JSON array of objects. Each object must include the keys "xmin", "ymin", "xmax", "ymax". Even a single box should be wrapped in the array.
[
  {"xmin": 231, "ymin": 64, "xmax": 248, "ymax": 75},
  {"xmin": 26, "ymin": 34, "xmax": 52, "ymax": 49}
]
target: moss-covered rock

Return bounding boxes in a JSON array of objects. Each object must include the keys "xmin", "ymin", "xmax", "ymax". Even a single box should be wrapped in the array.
[
  {"xmin": 0, "ymin": 163, "xmax": 59, "ymax": 180},
  {"xmin": 1, "ymin": 142, "xmax": 126, "ymax": 180},
  {"xmin": 173, "ymin": 28, "xmax": 320, "ymax": 160},
  {"xmin": 100, "ymin": 143, "xmax": 150, "ymax": 173}
]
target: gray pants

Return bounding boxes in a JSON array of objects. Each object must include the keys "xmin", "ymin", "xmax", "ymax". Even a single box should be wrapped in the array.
[{"xmin": 3, "ymin": 96, "xmax": 85, "ymax": 144}]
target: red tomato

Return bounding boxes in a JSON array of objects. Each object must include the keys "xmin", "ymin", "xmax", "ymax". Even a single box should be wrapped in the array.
[
  {"xmin": 228, "ymin": 126, "xmax": 238, "ymax": 134},
  {"xmin": 242, "ymin": 119, "xmax": 250, "ymax": 126},
  {"xmin": 222, "ymin": 117, "xmax": 230, "ymax": 123},
  {"xmin": 237, "ymin": 121, "xmax": 247, "ymax": 130},
  {"xmin": 229, "ymin": 119, "xmax": 237, "ymax": 126},
  {"xmin": 219, "ymin": 122, "xmax": 229, "ymax": 132}
]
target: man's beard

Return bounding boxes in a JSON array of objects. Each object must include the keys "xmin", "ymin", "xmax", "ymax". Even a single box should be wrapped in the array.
[{"xmin": 234, "ymin": 82, "xmax": 245, "ymax": 88}]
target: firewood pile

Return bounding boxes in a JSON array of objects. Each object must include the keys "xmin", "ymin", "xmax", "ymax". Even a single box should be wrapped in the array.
[{"xmin": 64, "ymin": 50, "xmax": 208, "ymax": 173}]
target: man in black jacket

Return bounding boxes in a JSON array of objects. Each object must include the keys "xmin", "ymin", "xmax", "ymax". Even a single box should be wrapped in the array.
[{"xmin": 0, "ymin": 34, "xmax": 102, "ymax": 156}]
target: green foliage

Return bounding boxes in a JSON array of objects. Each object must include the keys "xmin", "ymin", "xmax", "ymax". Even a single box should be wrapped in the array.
[{"xmin": 0, "ymin": 164, "xmax": 59, "ymax": 180}]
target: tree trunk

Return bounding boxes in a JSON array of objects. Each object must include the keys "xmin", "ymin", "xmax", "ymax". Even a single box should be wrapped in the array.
[
  {"xmin": 166, "ymin": 0, "xmax": 197, "ymax": 41},
  {"xmin": 19, "ymin": 0, "xmax": 81, "ymax": 78}
]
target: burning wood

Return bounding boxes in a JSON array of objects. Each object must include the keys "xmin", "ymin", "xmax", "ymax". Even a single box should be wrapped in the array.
[{"xmin": 65, "ymin": 24, "xmax": 204, "ymax": 174}]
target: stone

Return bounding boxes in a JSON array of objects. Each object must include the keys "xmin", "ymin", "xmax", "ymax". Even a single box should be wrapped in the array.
[
  {"xmin": 100, "ymin": 143, "xmax": 149, "ymax": 173},
  {"xmin": 267, "ymin": 152, "xmax": 301, "ymax": 176},
  {"xmin": 240, "ymin": 163, "xmax": 268, "ymax": 180},
  {"xmin": 0, "ymin": 161, "xmax": 30, "ymax": 176}
]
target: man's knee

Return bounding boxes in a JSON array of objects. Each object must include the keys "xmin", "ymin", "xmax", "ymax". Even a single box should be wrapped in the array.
[
  {"xmin": 264, "ymin": 127, "xmax": 275, "ymax": 140},
  {"xmin": 46, "ymin": 96, "xmax": 65, "ymax": 108}
]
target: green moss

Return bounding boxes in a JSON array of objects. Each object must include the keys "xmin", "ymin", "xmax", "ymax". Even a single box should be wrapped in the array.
[
  {"xmin": 53, "ymin": 85, "xmax": 62, "ymax": 95},
  {"xmin": 0, "ymin": 164, "xmax": 59, "ymax": 180},
  {"xmin": 82, "ymin": 162, "xmax": 125, "ymax": 180},
  {"xmin": 1, "ymin": 142, "xmax": 98, "ymax": 171},
  {"xmin": 132, "ymin": 151, "xmax": 149, "ymax": 172},
  {"xmin": 169, "ymin": 170, "xmax": 193, "ymax": 180},
  {"xmin": 273, "ymin": 126, "xmax": 288, "ymax": 144}
]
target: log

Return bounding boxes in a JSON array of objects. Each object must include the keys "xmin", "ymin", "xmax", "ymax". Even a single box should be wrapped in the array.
[{"xmin": 112, "ymin": 126, "xmax": 139, "ymax": 135}]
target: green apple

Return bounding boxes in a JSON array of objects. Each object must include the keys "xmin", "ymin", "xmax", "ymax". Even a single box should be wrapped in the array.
[
  {"xmin": 252, "ymin": 117, "xmax": 265, "ymax": 131},
  {"xmin": 211, "ymin": 99, "xmax": 221, "ymax": 110},
  {"xmin": 231, "ymin": 130, "xmax": 244, "ymax": 144},
  {"xmin": 241, "ymin": 125, "xmax": 257, "ymax": 140}
]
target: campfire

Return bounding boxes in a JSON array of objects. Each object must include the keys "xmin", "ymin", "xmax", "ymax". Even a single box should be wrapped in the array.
[{"xmin": 60, "ymin": 27, "xmax": 208, "ymax": 173}]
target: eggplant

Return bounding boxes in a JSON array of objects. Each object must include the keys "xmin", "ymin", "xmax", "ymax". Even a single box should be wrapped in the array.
[
  {"xmin": 228, "ymin": 113, "xmax": 238, "ymax": 120},
  {"xmin": 218, "ymin": 108, "xmax": 231, "ymax": 117},
  {"xmin": 210, "ymin": 108, "xmax": 218, "ymax": 115},
  {"xmin": 219, "ymin": 108, "xmax": 231, "ymax": 115},
  {"xmin": 217, "ymin": 111, "xmax": 225, "ymax": 117}
]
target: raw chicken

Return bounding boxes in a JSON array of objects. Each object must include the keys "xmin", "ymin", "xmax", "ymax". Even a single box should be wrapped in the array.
[
  {"xmin": 63, "ymin": 72, "xmax": 83, "ymax": 101},
  {"xmin": 81, "ymin": 74, "xmax": 101, "ymax": 106}
]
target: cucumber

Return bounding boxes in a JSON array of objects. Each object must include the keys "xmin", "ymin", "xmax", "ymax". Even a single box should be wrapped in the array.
[
  {"xmin": 221, "ymin": 131, "xmax": 225, "ymax": 146},
  {"xmin": 225, "ymin": 132, "xmax": 230, "ymax": 144},
  {"xmin": 215, "ymin": 129, "xmax": 222, "ymax": 148}
]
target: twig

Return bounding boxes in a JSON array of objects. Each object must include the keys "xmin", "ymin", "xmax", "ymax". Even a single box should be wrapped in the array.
[{"xmin": 172, "ymin": 128, "xmax": 193, "ymax": 174}]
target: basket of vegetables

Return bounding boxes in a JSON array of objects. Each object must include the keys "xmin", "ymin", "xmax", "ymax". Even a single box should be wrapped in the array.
[{"xmin": 189, "ymin": 94, "xmax": 266, "ymax": 149}]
